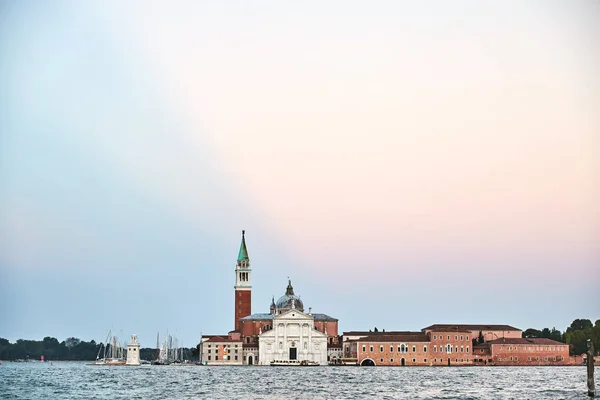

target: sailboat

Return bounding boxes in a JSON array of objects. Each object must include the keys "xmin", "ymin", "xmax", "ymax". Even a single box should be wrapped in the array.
[{"xmin": 92, "ymin": 330, "xmax": 126, "ymax": 365}]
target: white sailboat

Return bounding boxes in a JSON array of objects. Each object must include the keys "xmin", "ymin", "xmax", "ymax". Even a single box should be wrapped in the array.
[{"xmin": 92, "ymin": 330, "xmax": 126, "ymax": 365}]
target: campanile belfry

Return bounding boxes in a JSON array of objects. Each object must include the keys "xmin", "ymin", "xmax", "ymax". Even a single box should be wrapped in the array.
[{"xmin": 234, "ymin": 230, "xmax": 252, "ymax": 332}]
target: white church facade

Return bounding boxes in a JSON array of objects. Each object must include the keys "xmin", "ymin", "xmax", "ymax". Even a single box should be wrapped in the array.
[{"xmin": 257, "ymin": 306, "xmax": 328, "ymax": 365}]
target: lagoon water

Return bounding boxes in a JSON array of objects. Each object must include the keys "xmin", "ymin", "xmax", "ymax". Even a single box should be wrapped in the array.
[{"xmin": 0, "ymin": 362, "xmax": 597, "ymax": 399}]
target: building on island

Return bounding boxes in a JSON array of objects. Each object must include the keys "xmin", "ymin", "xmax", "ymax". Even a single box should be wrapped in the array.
[
  {"xmin": 200, "ymin": 230, "xmax": 574, "ymax": 367},
  {"xmin": 422, "ymin": 324, "xmax": 522, "ymax": 342},
  {"xmin": 200, "ymin": 231, "xmax": 339, "ymax": 365},
  {"xmin": 342, "ymin": 325, "xmax": 572, "ymax": 366},
  {"xmin": 343, "ymin": 329, "xmax": 475, "ymax": 366}
]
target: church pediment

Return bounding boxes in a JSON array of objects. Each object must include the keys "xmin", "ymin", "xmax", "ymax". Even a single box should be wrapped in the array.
[{"xmin": 274, "ymin": 309, "xmax": 313, "ymax": 322}]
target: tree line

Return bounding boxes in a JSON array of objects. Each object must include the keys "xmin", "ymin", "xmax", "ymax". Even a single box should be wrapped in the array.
[
  {"xmin": 0, "ymin": 337, "xmax": 197, "ymax": 361},
  {"xmin": 521, "ymin": 318, "xmax": 600, "ymax": 356}
]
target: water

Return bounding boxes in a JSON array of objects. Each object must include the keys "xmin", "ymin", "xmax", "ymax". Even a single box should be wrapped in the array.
[{"xmin": 0, "ymin": 363, "xmax": 597, "ymax": 399}]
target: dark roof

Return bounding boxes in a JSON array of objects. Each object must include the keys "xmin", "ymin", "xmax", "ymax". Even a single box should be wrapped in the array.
[
  {"xmin": 203, "ymin": 336, "xmax": 241, "ymax": 343},
  {"xmin": 343, "ymin": 331, "xmax": 416, "ymax": 336},
  {"xmin": 487, "ymin": 338, "xmax": 566, "ymax": 346},
  {"xmin": 240, "ymin": 312, "xmax": 337, "ymax": 321},
  {"xmin": 349, "ymin": 333, "xmax": 430, "ymax": 343},
  {"xmin": 422, "ymin": 324, "xmax": 521, "ymax": 332}
]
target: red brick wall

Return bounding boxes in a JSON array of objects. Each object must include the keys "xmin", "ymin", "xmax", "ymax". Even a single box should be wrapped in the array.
[
  {"xmin": 354, "ymin": 332, "xmax": 474, "ymax": 366},
  {"xmin": 314, "ymin": 320, "xmax": 339, "ymax": 344},
  {"xmin": 428, "ymin": 331, "xmax": 474, "ymax": 365},
  {"xmin": 234, "ymin": 290, "xmax": 251, "ymax": 332},
  {"xmin": 357, "ymin": 340, "xmax": 430, "ymax": 366},
  {"xmin": 490, "ymin": 343, "xmax": 569, "ymax": 366}
]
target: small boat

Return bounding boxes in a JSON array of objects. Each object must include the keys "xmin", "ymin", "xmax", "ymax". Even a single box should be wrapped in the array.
[{"xmin": 270, "ymin": 360, "xmax": 320, "ymax": 366}]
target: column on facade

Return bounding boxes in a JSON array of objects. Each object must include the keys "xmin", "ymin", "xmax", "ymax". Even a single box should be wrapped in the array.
[
  {"xmin": 308, "ymin": 324, "xmax": 312, "ymax": 358},
  {"xmin": 284, "ymin": 323, "xmax": 288, "ymax": 359},
  {"xmin": 299, "ymin": 324, "xmax": 303, "ymax": 359}
]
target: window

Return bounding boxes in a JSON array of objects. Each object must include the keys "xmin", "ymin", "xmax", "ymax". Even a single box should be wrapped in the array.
[
  {"xmin": 466, "ymin": 346, "xmax": 469, "ymax": 353},
  {"xmin": 460, "ymin": 346, "xmax": 463, "ymax": 353},
  {"xmin": 380, "ymin": 345, "xmax": 384, "ymax": 352},
  {"xmin": 208, "ymin": 356, "xmax": 211, "ymax": 360},
  {"xmin": 246, "ymin": 337, "xmax": 250, "ymax": 344},
  {"xmin": 510, "ymin": 356, "xmax": 513, "ymax": 361},
  {"xmin": 227, "ymin": 356, "xmax": 231, "ymax": 360},
  {"xmin": 433, "ymin": 335, "xmax": 437, "ymax": 340},
  {"xmin": 412, "ymin": 346, "xmax": 416, "ymax": 352},
  {"xmin": 423, "ymin": 346, "xmax": 427, "ymax": 352},
  {"xmin": 434, "ymin": 358, "xmax": 437, "ymax": 363},
  {"xmin": 455, "ymin": 335, "xmax": 458, "ymax": 340},
  {"xmin": 447, "ymin": 336, "xmax": 450, "ymax": 340},
  {"xmin": 466, "ymin": 336, "xmax": 469, "ymax": 341},
  {"xmin": 370, "ymin": 346, "xmax": 374, "ymax": 352},
  {"xmin": 346, "ymin": 346, "xmax": 349, "ymax": 352},
  {"xmin": 390, "ymin": 358, "xmax": 394, "ymax": 363},
  {"xmin": 536, "ymin": 357, "xmax": 539, "ymax": 361},
  {"xmin": 424, "ymin": 358, "xmax": 427, "ymax": 363},
  {"xmin": 216, "ymin": 356, "xmax": 219, "ymax": 361},
  {"xmin": 528, "ymin": 357, "xmax": 531, "ymax": 361},
  {"xmin": 380, "ymin": 358, "xmax": 384, "ymax": 363},
  {"xmin": 434, "ymin": 346, "xmax": 437, "ymax": 353},
  {"xmin": 390, "ymin": 346, "xmax": 394, "ymax": 352},
  {"xmin": 235, "ymin": 356, "xmax": 238, "ymax": 361},
  {"xmin": 460, "ymin": 336, "xmax": 463, "ymax": 341},
  {"xmin": 515, "ymin": 357, "xmax": 518, "ymax": 361},
  {"xmin": 412, "ymin": 358, "xmax": 416, "ymax": 363},
  {"xmin": 208, "ymin": 350, "xmax": 211, "ymax": 354},
  {"xmin": 362, "ymin": 345, "xmax": 366, "ymax": 352},
  {"xmin": 553, "ymin": 356, "xmax": 556, "ymax": 361}
]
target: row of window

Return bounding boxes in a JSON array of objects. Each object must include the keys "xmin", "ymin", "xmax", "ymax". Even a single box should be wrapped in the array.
[
  {"xmin": 501, "ymin": 356, "xmax": 564, "ymax": 362},
  {"xmin": 207, "ymin": 349, "xmax": 239, "ymax": 354},
  {"xmin": 499, "ymin": 346, "xmax": 563, "ymax": 352},
  {"xmin": 375, "ymin": 358, "xmax": 469, "ymax": 364},
  {"xmin": 207, "ymin": 344, "xmax": 239, "ymax": 348},
  {"xmin": 432, "ymin": 335, "xmax": 469, "ymax": 341},
  {"xmin": 361, "ymin": 345, "xmax": 470, "ymax": 354},
  {"xmin": 206, "ymin": 355, "xmax": 239, "ymax": 361}
]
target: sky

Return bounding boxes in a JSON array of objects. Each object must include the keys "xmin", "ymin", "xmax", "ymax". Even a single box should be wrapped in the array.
[{"xmin": 0, "ymin": 0, "xmax": 598, "ymax": 348}]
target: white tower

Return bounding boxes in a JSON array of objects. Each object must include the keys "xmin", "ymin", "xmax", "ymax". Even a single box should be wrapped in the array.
[{"xmin": 126, "ymin": 334, "xmax": 141, "ymax": 366}]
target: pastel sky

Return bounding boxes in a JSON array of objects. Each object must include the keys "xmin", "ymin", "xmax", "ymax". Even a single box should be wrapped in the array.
[{"xmin": 1, "ymin": 0, "xmax": 598, "ymax": 348}]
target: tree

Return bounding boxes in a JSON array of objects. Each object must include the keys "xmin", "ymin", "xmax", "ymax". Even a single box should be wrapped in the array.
[
  {"xmin": 477, "ymin": 330, "xmax": 484, "ymax": 344},
  {"xmin": 523, "ymin": 329, "xmax": 542, "ymax": 338},
  {"xmin": 567, "ymin": 319, "xmax": 593, "ymax": 333},
  {"xmin": 374, "ymin": 327, "xmax": 378, "ymax": 332},
  {"xmin": 65, "ymin": 337, "xmax": 81, "ymax": 348}
]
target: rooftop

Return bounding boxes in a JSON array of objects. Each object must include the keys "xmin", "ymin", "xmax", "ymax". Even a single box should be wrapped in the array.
[
  {"xmin": 422, "ymin": 324, "xmax": 521, "ymax": 332},
  {"xmin": 343, "ymin": 331, "xmax": 417, "ymax": 336},
  {"xmin": 203, "ymin": 336, "xmax": 241, "ymax": 343},
  {"xmin": 241, "ymin": 312, "xmax": 337, "ymax": 321},
  {"xmin": 487, "ymin": 338, "xmax": 566, "ymax": 346},
  {"xmin": 348, "ymin": 332, "xmax": 430, "ymax": 343}
]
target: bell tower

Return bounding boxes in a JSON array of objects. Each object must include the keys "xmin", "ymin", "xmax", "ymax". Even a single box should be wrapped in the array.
[{"xmin": 234, "ymin": 230, "xmax": 252, "ymax": 332}]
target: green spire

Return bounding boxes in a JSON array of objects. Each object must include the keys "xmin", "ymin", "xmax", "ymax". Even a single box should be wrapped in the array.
[{"xmin": 237, "ymin": 230, "xmax": 249, "ymax": 261}]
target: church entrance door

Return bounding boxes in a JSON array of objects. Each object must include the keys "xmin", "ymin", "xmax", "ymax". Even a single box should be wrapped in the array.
[
  {"xmin": 401, "ymin": 358, "xmax": 405, "ymax": 366},
  {"xmin": 289, "ymin": 348, "xmax": 297, "ymax": 360},
  {"xmin": 248, "ymin": 356, "xmax": 253, "ymax": 365}
]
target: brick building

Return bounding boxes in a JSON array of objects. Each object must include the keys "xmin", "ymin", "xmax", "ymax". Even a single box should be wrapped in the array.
[
  {"xmin": 485, "ymin": 338, "xmax": 569, "ymax": 366},
  {"xmin": 343, "ymin": 329, "xmax": 474, "ymax": 366},
  {"xmin": 341, "ymin": 325, "xmax": 572, "ymax": 366},
  {"xmin": 422, "ymin": 324, "xmax": 522, "ymax": 343}
]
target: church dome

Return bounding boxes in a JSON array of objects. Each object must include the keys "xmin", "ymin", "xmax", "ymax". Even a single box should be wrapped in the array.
[{"xmin": 275, "ymin": 280, "xmax": 304, "ymax": 312}]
